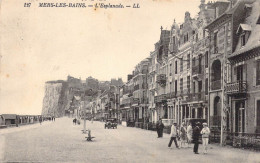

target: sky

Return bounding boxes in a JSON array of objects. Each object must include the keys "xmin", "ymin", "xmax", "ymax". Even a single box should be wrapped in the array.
[{"xmin": 0, "ymin": 0, "xmax": 208, "ymax": 114}]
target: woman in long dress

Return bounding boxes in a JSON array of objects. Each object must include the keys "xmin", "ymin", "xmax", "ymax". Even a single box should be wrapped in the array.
[
  {"xmin": 180, "ymin": 122, "xmax": 187, "ymax": 148},
  {"xmin": 186, "ymin": 122, "xmax": 193, "ymax": 148}
]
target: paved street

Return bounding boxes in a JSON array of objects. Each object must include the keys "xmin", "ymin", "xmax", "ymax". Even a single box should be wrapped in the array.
[{"xmin": 0, "ymin": 118, "xmax": 259, "ymax": 163}]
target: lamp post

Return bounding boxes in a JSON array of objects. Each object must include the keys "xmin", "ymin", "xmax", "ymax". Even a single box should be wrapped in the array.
[{"xmin": 83, "ymin": 107, "xmax": 86, "ymax": 134}]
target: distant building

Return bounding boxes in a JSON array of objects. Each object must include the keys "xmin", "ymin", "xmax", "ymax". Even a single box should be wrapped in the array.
[{"xmin": 86, "ymin": 76, "xmax": 99, "ymax": 92}]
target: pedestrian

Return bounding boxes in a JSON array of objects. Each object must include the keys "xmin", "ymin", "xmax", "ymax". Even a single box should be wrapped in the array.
[
  {"xmin": 180, "ymin": 122, "xmax": 187, "ymax": 148},
  {"xmin": 201, "ymin": 122, "xmax": 210, "ymax": 154},
  {"xmin": 39, "ymin": 116, "xmax": 42, "ymax": 125},
  {"xmin": 156, "ymin": 119, "xmax": 164, "ymax": 138},
  {"xmin": 73, "ymin": 118, "xmax": 77, "ymax": 125},
  {"xmin": 193, "ymin": 122, "xmax": 201, "ymax": 154},
  {"xmin": 168, "ymin": 122, "xmax": 180, "ymax": 149},
  {"xmin": 186, "ymin": 122, "xmax": 193, "ymax": 148}
]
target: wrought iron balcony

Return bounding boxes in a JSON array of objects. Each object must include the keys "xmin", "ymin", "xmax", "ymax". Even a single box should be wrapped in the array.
[
  {"xmin": 154, "ymin": 94, "xmax": 167, "ymax": 103},
  {"xmin": 187, "ymin": 92, "xmax": 206, "ymax": 102},
  {"xmin": 132, "ymin": 98, "xmax": 140, "ymax": 105},
  {"xmin": 192, "ymin": 65, "xmax": 203, "ymax": 76},
  {"xmin": 211, "ymin": 80, "xmax": 221, "ymax": 90},
  {"xmin": 166, "ymin": 92, "xmax": 176, "ymax": 99},
  {"xmin": 156, "ymin": 74, "xmax": 166, "ymax": 86},
  {"xmin": 226, "ymin": 81, "xmax": 247, "ymax": 95}
]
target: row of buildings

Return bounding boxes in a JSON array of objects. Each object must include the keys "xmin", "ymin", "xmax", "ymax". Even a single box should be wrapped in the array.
[
  {"xmin": 89, "ymin": 0, "xmax": 259, "ymax": 145},
  {"xmin": 42, "ymin": 75, "xmax": 123, "ymax": 120},
  {"xmin": 43, "ymin": 0, "xmax": 260, "ymax": 145}
]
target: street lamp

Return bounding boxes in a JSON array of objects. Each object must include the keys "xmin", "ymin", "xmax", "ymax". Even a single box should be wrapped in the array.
[{"xmin": 83, "ymin": 105, "xmax": 86, "ymax": 134}]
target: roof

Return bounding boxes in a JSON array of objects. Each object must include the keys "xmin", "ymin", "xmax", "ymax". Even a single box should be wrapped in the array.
[
  {"xmin": 2, "ymin": 114, "xmax": 17, "ymax": 119},
  {"xmin": 205, "ymin": 0, "xmax": 255, "ymax": 29},
  {"xmin": 229, "ymin": 1, "xmax": 260, "ymax": 58},
  {"xmin": 236, "ymin": 24, "xmax": 252, "ymax": 34}
]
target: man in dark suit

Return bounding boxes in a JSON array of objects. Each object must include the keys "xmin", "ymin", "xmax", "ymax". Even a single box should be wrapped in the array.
[{"xmin": 193, "ymin": 122, "xmax": 201, "ymax": 154}]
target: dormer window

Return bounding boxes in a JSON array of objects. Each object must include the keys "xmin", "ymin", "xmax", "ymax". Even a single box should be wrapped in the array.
[
  {"xmin": 241, "ymin": 33, "xmax": 246, "ymax": 47},
  {"xmin": 236, "ymin": 24, "xmax": 251, "ymax": 48},
  {"xmin": 257, "ymin": 16, "xmax": 260, "ymax": 24}
]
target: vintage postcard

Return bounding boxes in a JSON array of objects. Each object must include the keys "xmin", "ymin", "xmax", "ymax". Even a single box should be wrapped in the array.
[{"xmin": 0, "ymin": 0, "xmax": 260, "ymax": 162}]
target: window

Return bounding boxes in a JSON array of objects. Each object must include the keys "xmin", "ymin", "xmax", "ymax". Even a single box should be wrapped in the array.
[
  {"xmin": 180, "ymin": 58, "xmax": 183, "ymax": 72},
  {"xmin": 180, "ymin": 78, "xmax": 183, "ymax": 94},
  {"xmin": 205, "ymin": 78, "xmax": 208, "ymax": 95},
  {"xmin": 205, "ymin": 51, "xmax": 209, "ymax": 68},
  {"xmin": 175, "ymin": 60, "xmax": 178, "ymax": 74},
  {"xmin": 175, "ymin": 80, "xmax": 178, "ymax": 95},
  {"xmin": 196, "ymin": 33, "xmax": 198, "ymax": 42},
  {"xmin": 187, "ymin": 54, "xmax": 190, "ymax": 69},
  {"xmin": 214, "ymin": 32, "xmax": 218, "ymax": 53},
  {"xmin": 257, "ymin": 60, "xmax": 260, "ymax": 85},
  {"xmin": 169, "ymin": 63, "xmax": 172, "ymax": 76},
  {"xmin": 199, "ymin": 55, "xmax": 202, "ymax": 73},
  {"xmin": 187, "ymin": 76, "xmax": 190, "ymax": 93},
  {"xmin": 192, "ymin": 57, "xmax": 196, "ymax": 67},
  {"xmin": 257, "ymin": 100, "xmax": 260, "ymax": 128},
  {"xmin": 193, "ymin": 81, "xmax": 196, "ymax": 93},
  {"xmin": 241, "ymin": 33, "xmax": 246, "ymax": 46},
  {"xmin": 198, "ymin": 81, "xmax": 202, "ymax": 93}
]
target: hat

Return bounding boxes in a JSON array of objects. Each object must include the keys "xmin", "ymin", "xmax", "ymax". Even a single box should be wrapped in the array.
[
  {"xmin": 202, "ymin": 122, "xmax": 207, "ymax": 126},
  {"xmin": 196, "ymin": 122, "xmax": 201, "ymax": 125}
]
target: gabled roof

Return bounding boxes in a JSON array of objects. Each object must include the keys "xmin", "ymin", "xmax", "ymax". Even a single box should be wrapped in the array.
[
  {"xmin": 229, "ymin": 1, "xmax": 260, "ymax": 58},
  {"xmin": 236, "ymin": 24, "xmax": 252, "ymax": 34},
  {"xmin": 205, "ymin": 0, "xmax": 255, "ymax": 29}
]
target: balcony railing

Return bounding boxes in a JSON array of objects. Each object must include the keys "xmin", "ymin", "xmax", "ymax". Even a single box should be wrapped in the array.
[
  {"xmin": 156, "ymin": 74, "xmax": 166, "ymax": 86},
  {"xmin": 192, "ymin": 65, "xmax": 203, "ymax": 75},
  {"xmin": 211, "ymin": 80, "xmax": 221, "ymax": 90},
  {"xmin": 133, "ymin": 98, "xmax": 140, "ymax": 105},
  {"xmin": 187, "ymin": 92, "xmax": 206, "ymax": 102},
  {"xmin": 154, "ymin": 94, "xmax": 167, "ymax": 103},
  {"xmin": 226, "ymin": 81, "xmax": 247, "ymax": 95},
  {"xmin": 134, "ymin": 84, "xmax": 140, "ymax": 91},
  {"xmin": 166, "ymin": 92, "xmax": 176, "ymax": 99}
]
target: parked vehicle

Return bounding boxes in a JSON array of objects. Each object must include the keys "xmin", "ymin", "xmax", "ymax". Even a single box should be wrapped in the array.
[{"xmin": 104, "ymin": 118, "xmax": 117, "ymax": 129}]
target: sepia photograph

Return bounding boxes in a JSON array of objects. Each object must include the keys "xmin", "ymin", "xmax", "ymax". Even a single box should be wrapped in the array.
[{"xmin": 0, "ymin": 0, "xmax": 260, "ymax": 162}]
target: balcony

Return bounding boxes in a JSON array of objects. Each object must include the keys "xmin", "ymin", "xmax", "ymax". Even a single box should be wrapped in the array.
[
  {"xmin": 166, "ymin": 92, "xmax": 176, "ymax": 99},
  {"xmin": 132, "ymin": 98, "xmax": 140, "ymax": 105},
  {"xmin": 192, "ymin": 65, "xmax": 203, "ymax": 79},
  {"xmin": 187, "ymin": 92, "xmax": 206, "ymax": 102},
  {"xmin": 156, "ymin": 74, "xmax": 166, "ymax": 87},
  {"xmin": 226, "ymin": 81, "xmax": 247, "ymax": 95},
  {"xmin": 154, "ymin": 94, "xmax": 167, "ymax": 103},
  {"xmin": 211, "ymin": 80, "xmax": 221, "ymax": 90},
  {"xmin": 134, "ymin": 84, "xmax": 140, "ymax": 91}
]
